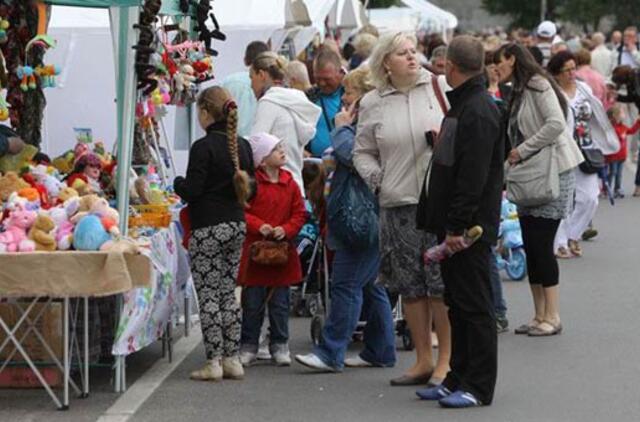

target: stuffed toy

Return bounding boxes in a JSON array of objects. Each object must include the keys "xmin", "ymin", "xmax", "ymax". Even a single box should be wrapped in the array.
[
  {"xmin": 174, "ymin": 64, "xmax": 196, "ymax": 92},
  {"xmin": 0, "ymin": 17, "xmax": 10, "ymax": 44},
  {"xmin": 0, "ymin": 144, "xmax": 38, "ymax": 173},
  {"xmin": 69, "ymin": 177, "xmax": 93, "ymax": 196},
  {"xmin": 52, "ymin": 150, "xmax": 75, "ymax": 174},
  {"xmin": 28, "ymin": 212, "xmax": 56, "ymax": 251},
  {"xmin": 0, "ymin": 204, "xmax": 37, "ymax": 252},
  {"xmin": 0, "ymin": 171, "xmax": 30, "ymax": 201},
  {"xmin": 31, "ymin": 164, "xmax": 62, "ymax": 202},
  {"xmin": 57, "ymin": 186, "xmax": 79, "ymax": 204},
  {"xmin": 35, "ymin": 64, "xmax": 61, "ymax": 88},
  {"xmin": 17, "ymin": 187, "xmax": 40, "ymax": 209},
  {"xmin": 72, "ymin": 194, "xmax": 120, "ymax": 237},
  {"xmin": 49, "ymin": 204, "xmax": 75, "ymax": 250},
  {"xmin": 20, "ymin": 173, "xmax": 50, "ymax": 209},
  {"xmin": 73, "ymin": 214, "xmax": 113, "ymax": 251}
]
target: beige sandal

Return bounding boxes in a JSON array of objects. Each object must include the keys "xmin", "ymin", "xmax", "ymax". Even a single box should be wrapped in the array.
[
  {"xmin": 514, "ymin": 318, "xmax": 542, "ymax": 335},
  {"xmin": 528, "ymin": 321, "xmax": 562, "ymax": 337}
]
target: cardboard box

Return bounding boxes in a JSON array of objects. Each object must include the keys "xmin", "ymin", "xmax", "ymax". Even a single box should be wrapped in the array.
[
  {"xmin": 0, "ymin": 302, "xmax": 63, "ymax": 363},
  {"xmin": 0, "ymin": 366, "xmax": 62, "ymax": 388}
]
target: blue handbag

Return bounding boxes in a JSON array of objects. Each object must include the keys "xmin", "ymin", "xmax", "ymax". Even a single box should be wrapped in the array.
[{"xmin": 326, "ymin": 166, "xmax": 379, "ymax": 248}]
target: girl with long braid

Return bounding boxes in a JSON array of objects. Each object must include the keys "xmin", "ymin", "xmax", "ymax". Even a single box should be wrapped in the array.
[{"xmin": 174, "ymin": 86, "xmax": 254, "ymax": 381}]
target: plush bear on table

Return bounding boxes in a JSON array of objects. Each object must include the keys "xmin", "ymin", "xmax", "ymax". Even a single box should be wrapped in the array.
[
  {"xmin": 0, "ymin": 171, "xmax": 30, "ymax": 201},
  {"xmin": 71, "ymin": 195, "xmax": 121, "ymax": 251},
  {"xmin": 28, "ymin": 212, "xmax": 56, "ymax": 251}
]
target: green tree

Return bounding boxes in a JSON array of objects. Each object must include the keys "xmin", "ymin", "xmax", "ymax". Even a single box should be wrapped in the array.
[
  {"xmin": 558, "ymin": 0, "xmax": 609, "ymax": 32},
  {"xmin": 367, "ymin": 0, "xmax": 400, "ymax": 8},
  {"xmin": 481, "ymin": 0, "xmax": 562, "ymax": 28},
  {"xmin": 610, "ymin": 1, "xmax": 640, "ymax": 29}
]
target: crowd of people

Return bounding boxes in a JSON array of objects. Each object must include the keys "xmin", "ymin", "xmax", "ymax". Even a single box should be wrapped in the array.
[{"xmin": 173, "ymin": 19, "xmax": 638, "ymax": 408}]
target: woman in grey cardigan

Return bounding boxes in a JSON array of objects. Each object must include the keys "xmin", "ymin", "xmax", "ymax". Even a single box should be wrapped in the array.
[
  {"xmin": 495, "ymin": 44, "xmax": 583, "ymax": 337},
  {"xmin": 354, "ymin": 32, "xmax": 450, "ymax": 386}
]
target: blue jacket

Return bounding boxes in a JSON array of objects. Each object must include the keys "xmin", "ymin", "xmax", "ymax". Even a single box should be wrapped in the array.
[{"xmin": 308, "ymin": 87, "xmax": 343, "ymax": 157}]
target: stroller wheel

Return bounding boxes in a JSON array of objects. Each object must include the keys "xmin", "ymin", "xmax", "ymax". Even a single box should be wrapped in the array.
[
  {"xmin": 310, "ymin": 315, "xmax": 324, "ymax": 346},
  {"xmin": 293, "ymin": 296, "xmax": 307, "ymax": 317},
  {"xmin": 506, "ymin": 248, "xmax": 527, "ymax": 281},
  {"xmin": 402, "ymin": 330, "xmax": 414, "ymax": 351},
  {"xmin": 306, "ymin": 296, "xmax": 320, "ymax": 316}
]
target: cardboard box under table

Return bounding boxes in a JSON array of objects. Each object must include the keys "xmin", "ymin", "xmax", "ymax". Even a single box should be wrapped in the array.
[{"xmin": 0, "ymin": 249, "xmax": 151, "ymax": 410}]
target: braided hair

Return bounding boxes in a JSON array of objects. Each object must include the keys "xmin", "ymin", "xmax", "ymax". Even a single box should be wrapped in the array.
[{"xmin": 196, "ymin": 86, "xmax": 251, "ymax": 207}]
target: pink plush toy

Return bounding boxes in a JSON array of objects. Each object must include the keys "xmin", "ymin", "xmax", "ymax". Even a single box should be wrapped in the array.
[
  {"xmin": 0, "ymin": 205, "xmax": 37, "ymax": 252},
  {"xmin": 48, "ymin": 199, "xmax": 78, "ymax": 251}
]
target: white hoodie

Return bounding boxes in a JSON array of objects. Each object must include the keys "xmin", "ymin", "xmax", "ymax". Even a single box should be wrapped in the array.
[{"xmin": 251, "ymin": 86, "xmax": 321, "ymax": 193}]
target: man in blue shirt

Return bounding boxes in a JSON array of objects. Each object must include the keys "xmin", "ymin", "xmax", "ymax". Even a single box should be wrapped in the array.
[
  {"xmin": 221, "ymin": 41, "xmax": 269, "ymax": 138},
  {"xmin": 306, "ymin": 49, "xmax": 344, "ymax": 157}
]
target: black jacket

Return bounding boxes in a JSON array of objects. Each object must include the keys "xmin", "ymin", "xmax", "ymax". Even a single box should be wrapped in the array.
[
  {"xmin": 174, "ymin": 121, "xmax": 254, "ymax": 230},
  {"xmin": 617, "ymin": 68, "xmax": 640, "ymax": 110},
  {"xmin": 417, "ymin": 75, "xmax": 503, "ymax": 244}
]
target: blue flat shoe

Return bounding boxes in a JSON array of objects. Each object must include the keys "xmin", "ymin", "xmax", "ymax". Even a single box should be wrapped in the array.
[
  {"xmin": 438, "ymin": 390, "xmax": 483, "ymax": 408},
  {"xmin": 416, "ymin": 384, "xmax": 451, "ymax": 400}
]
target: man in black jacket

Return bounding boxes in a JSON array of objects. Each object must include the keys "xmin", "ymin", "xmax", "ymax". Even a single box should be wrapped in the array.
[{"xmin": 416, "ymin": 35, "xmax": 503, "ymax": 408}]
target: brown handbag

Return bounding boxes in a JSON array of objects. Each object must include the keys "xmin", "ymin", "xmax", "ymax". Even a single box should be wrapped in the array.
[{"xmin": 249, "ymin": 240, "xmax": 289, "ymax": 266}]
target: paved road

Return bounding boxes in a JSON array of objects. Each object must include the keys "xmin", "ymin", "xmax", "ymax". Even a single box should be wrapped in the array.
[
  {"xmin": 2, "ymin": 174, "xmax": 639, "ymax": 422},
  {"xmin": 131, "ymin": 182, "xmax": 640, "ymax": 422}
]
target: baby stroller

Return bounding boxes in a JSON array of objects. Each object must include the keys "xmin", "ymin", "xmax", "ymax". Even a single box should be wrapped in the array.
[
  {"xmin": 291, "ymin": 200, "xmax": 323, "ymax": 317},
  {"xmin": 495, "ymin": 197, "xmax": 527, "ymax": 281}
]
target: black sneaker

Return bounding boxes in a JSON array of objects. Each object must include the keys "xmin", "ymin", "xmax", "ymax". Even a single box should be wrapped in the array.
[
  {"xmin": 496, "ymin": 316, "xmax": 509, "ymax": 333},
  {"xmin": 582, "ymin": 228, "xmax": 598, "ymax": 241}
]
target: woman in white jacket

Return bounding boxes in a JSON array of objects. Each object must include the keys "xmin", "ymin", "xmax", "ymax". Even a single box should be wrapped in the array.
[
  {"xmin": 548, "ymin": 51, "xmax": 619, "ymax": 259},
  {"xmin": 250, "ymin": 52, "xmax": 321, "ymax": 193}
]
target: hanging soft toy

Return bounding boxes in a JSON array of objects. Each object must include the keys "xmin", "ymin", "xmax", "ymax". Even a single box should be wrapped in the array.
[
  {"xmin": 35, "ymin": 65, "xmax": 61, "ymax": 88},
  {"xmin": 0, "ymin": 18, "xmax": 9, "ymax": 44},
  {"xmin": 17, "ymin": 66, "xmax": 36, "ymax": 92},
  {"xmin": 0, "ymin": 95, "xmax": 9, "ymax": 121}
]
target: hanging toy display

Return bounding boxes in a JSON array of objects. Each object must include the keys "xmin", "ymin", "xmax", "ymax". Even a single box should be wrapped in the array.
[
  {"xmin": 16, "ymin": 34, "xmax": 60, "ymax": 91},
  {"xmin": 0, "ymin": 17, "xmax": 10, "ymax": 44},
  {"xmin": 194, "ymin": 0, "xmax": 226, "ymax": 57}
]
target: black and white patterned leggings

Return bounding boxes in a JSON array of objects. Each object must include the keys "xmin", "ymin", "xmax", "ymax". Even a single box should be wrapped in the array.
[{"xmin": 188, "ymin": 221, "xmax": 245, "ymax": 359}]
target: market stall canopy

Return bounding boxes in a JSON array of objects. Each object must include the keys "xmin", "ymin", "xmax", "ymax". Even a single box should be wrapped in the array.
[
  {"xmin": 44, "ymin": 0, "xmax": 139, "ymax": 6},
  {"xmin": 368, "ymin": 7, "xmax": 421, "ymax": 32},
  {"xmin": 329, "ymin": 0, "xmax": 367, "ymax": 30},
  {"xmin": 399, "ymin": 0, "xmax": 458, "ymax": 31}
]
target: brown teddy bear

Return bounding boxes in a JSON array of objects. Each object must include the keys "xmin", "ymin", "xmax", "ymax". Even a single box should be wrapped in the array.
[
  {"xmin": 0, "ymin": 171, "xmax": 30, "ymax": 201},
  {"xmin": 57, "ymin": 186, "xmax": 79, "ymax": 204},
  {"xmin": 28, "ymin": 213, "xmax": 57, "ymax": 251}
]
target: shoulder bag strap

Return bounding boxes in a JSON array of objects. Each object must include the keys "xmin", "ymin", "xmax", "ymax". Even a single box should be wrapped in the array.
[{"xmin": 431, "ymin": 74, "xmax": 448, "ymax": 114}]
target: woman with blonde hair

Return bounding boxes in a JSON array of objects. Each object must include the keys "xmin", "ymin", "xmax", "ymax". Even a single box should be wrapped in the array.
[
  {"xmin": 354, "ymin": 32, "xmax": 451, "ymax": 387},
  {"xmin": 251, "ymin": 52, "xmax": 321, "ymax": 193},
  {"xmin": 296, "ymin": 66, "xmax": 396, "ymax": 372},
  {"xmin": 174, "ymin": 86, "xmax": 254, "ymax": 381}
]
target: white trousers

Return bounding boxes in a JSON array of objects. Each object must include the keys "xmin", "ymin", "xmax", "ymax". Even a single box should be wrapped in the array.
[{"xmin": 555, "ymin": 169, "xmax": 600, "ymax": 249}]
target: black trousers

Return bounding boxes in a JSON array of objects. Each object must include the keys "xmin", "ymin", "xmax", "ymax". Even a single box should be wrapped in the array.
[{"xmin": 441, "ymin": 242, "xmax": 497, "ymax": 405}]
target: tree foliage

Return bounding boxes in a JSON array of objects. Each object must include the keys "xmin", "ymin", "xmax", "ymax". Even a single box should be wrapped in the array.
[
  {"xmin": 482, "ymin": 0, "xmax": 640, "ymax": 31},
  {"xmin": 367, "ymin": 0, "xmax": 400, "ymax": 8}
]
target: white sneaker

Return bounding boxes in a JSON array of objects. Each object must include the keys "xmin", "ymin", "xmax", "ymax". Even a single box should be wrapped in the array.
[
  {"xmin": 222, "ymin": 356, "xmax": 245, "ymax": 380},
  {"xmin": 239, "ymin": 350, "xmax": 257, "ymax": 367},
  {"xmin": 190, "ymin": 359, "xmax": 223, "ymax": 381},
  {"xmin": 271, "ymin": 344, "xmax": 292, "ymax": 366},
  {"xmin": 256, "ymin": 342, "xmax": 272, "ymax": 360},
  {"xmin": 295, "ymin": 353, "xmax": 337, "ymax": 372},
  {"xmin": 344, "ymin": 355, "xmax": 374, "ymax": 368}
]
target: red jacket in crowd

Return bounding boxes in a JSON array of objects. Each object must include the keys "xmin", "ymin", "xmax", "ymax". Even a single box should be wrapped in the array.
[
  {"xmin": 607, "ymin": 120, "xmax": 640, "ymax": 163},
  {"xmin": 238, "ymin": 168, "xmax": 307, "ymax": 287}
]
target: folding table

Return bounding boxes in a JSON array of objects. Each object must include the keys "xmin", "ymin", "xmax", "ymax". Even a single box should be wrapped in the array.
[{"xmin": 0, "ymin": 248, "xmax": 151, "ymax": 410}]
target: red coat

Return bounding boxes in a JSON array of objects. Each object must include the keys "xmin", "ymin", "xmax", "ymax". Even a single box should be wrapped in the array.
[
  {"xmin": 606, "ymin": 120, "xmax": 640, "ymax": 163},
  {"xmin": 238, "ymin": 169, "xmax": 307, "ymax": 287}
]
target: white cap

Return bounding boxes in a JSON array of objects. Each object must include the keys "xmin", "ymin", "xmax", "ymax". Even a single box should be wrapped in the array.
[
  {"xmin": 248, "ymin": 132, "xmax": 282, "ymax": 166},
  {"xmin": 537, "ymin": 21, "xmax": 557, "ymax": 38}
]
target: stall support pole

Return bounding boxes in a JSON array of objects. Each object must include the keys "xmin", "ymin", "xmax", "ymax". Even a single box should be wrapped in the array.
[
  {"xmin": 63, "ymin": 297, "xmax": 70, "ymax": 410},
  {"xmin": 111, "ymin": 4, "xmax": 139, "ymax": 394}
]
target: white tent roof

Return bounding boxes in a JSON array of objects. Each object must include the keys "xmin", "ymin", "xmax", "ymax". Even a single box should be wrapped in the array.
[
  {"xmin": 49, "ymin": 5, "xmax": 110, "ymax": 27},
  {"xmin": 400, "ymin": 0, "xmax": 458, "ymax": 30},
  {"xmin": 368, "ymin": 7, "xmax": 421, "ymax": 32}
]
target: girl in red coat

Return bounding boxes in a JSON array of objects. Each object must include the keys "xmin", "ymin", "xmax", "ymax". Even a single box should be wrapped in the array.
[
  {"xmin": 238, "ymin": 132, "xmax": 307, "ymax": 367},
  {"xmin": 606, "ymin": 105, "xmax": 640, "ymax": 198}
]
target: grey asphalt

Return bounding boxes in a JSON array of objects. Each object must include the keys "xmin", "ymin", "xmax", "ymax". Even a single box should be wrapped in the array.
[
  {"xmin": 131, "ymin": 182, "xmax": 640, "ymax": 422},
  {"xmin": 2, "ymin": 175, "xmax": 639, "ymax": 422}
]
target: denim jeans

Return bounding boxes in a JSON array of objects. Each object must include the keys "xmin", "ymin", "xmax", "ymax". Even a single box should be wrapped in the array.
[
  {"xmin": 241, "ymin": 286, "xmax": 290, "ymax": 352},
  {"xmin": 313, "ymin": 246, "xmax": 396, "ymax": 370},
  {"xmin": 489, "ymin": 251, "xmax": 507, "ymax": 318},
  {"xmin": 608, "ymin": 161, "xmax": 624, "ymax": 192}
]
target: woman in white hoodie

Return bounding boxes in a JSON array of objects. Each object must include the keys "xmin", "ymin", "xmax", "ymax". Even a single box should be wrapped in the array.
[{"xmin": 250, "ymin": 52, "xmax": 321, "ymax": 193}]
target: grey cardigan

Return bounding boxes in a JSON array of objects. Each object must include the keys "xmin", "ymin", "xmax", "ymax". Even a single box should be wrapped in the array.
[{"xmin": 513, "ymin": 75, "xmax": 583, "ymax": 173}]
